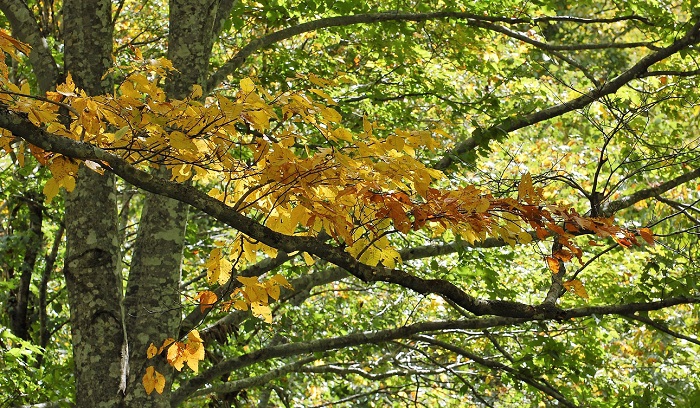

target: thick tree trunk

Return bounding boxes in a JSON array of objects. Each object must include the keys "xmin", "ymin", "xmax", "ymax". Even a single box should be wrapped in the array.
[
  {"xmin": 64, "ymin": 168, "xmax": 125, "ymax": 407},
  {"xmin": 123, "ymin": 189, "xmax": 188, "ymax": 407},
  {"xmin": 122, "ymin": 2, "xmax": 235, "ymax": 406},
  {"xmin": 63, "ymin": 1, "xmax": 125, "ymax": 407}
]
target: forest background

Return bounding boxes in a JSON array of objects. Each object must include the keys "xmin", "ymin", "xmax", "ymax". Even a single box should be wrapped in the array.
[{"xmin": 1, "ymin": 0, "xmax": 700, "ymax": 407}]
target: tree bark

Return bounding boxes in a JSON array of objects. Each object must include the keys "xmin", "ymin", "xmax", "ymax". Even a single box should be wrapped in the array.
[
  {"xmin": 63, "ymin": 1, "xmax": 125, "ymax": 406},
  {"xmin": 122, "ymin": 1, "xmax": 236, "ymax": 406},
  {"xmin": 123, "ymin": 186, "xmax": 188, "ymax": 407}
]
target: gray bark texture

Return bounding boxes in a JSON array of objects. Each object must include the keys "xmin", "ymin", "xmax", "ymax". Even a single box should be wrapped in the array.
[
  {"xmin": 62, "ymin": 1, "xmax": 125, "ymax": 407},
  {"xmin": 123, "ymin": 180, "xmax": 188, "ymax": 407},
  {"xmin": 122, "ymin": 1, "xmax": 236, "ymax": 406}
]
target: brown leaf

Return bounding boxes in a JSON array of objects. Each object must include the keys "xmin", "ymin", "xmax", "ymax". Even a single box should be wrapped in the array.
[{"xmin": 638, "ymin": 228, "xmax": 655, "ymax": 246}]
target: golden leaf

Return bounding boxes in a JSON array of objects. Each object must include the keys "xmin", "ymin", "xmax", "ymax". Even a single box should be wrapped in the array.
[
  {"xmin": 146, "ymin": 343, "xmax": 158, "ymax": 359},
  {"xmin": 302, "ymin": 252, "xmax": 316, "ymax": 266},
  {"xmin": 158, "ymin": 338, "xmax": 176, "ymax": 354},
  {"xmin": 142, "ymin": 366, "xmax": 165, "ymax": 395},
  {"xmin": 546, "ymin": 256, "xmax": 560, "ymax": 274},
  {"xmin": 194, "ymin": 291, "xmax": 217, "ymax": 313},
  {"xmin": 269, "ymin": 274, "xmax": 293, "ymax": 290},
  {"xmin": 518, "ymin": 172, "xmax": 534, "ymax": 202},
  {"xmin": 240, "ymin": 77, "xmax": 256, "ymax": 93},
  {"xmin": 169, "ymin": 131, "xmax": 198, "ymax": 151},
  {"xmin": 266, "ymin": 283, "xmax": 281, "ymax": 301},
  {"xmin": 233, "ymin": 299, "xmax": 248, "ymax": 311},
  {"xmin": 190, "ymin": 84, "xmax": 203, "ymax": 99},
  {"xmin": 251, "ymin": 301, "xmax": 272, "ymax": 323},
  {"xmin": 563, "ymin": 279, "xmax": 589, "ymax": 300},
  {"xmin": 43, "ymin": 178, "xmax": 60, "ymax": 203}
]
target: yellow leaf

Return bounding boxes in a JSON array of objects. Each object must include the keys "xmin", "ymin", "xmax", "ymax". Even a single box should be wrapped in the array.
[
  {"xmin": 518, "ymin": 172, "xmax": 534, "ymax": 201},
  {"xmin": 169, "ymin": 131, "xmax": 198, "ymax": 151},
  {"xmin": 206, "ymin": 248, "xmax": 232, "ymax": 285},
  {"xmin": 363, "ymin": 116, "xmax": 373, "ymax": 137},
  {"xmin": 319, "ymin": 106, "xmax": 342, "ymax": 123},
  {"xmin": 563, "ymin": 279, "xmax": 589, "ymax": 300},
  {"xmin": 61, "ymin": 176, "xmax": 76, "ymax": 193},
  {"xmin": 146, "ymin": 343, "xmax": 158, "ymax": 359},
  {"xmin": 237, "ymin": 276, "xmax": 260, "ymax": 287},
  {"xmin": 251, "ymin": 301, "xmax": 272, "ymax": 323},
  {"xmin": 309, "ymin": 88, "xmax": 337, "ymax": 105},
  {"xmin": 475, "ymin": 198, "xmax": 490, "ymax": 213},
  {"xmin": 240, "ymin": 77, "xmax": 256, "ymax": 93},
  {"xmin": 43, "ymin": 177, "xmax": 60, "ymax": 203},
  {"xmin": 158, "ymin": 338, "xmax": 176, "ymax": 354},
  {"xmin": 167, "ymin": 342, "xmax": 185, "ymax": 371},
  {"xmin": 269, "ymin": 274, "xmax": 293, "ymax": 290},
  {"xmin": 142, "ymin": 366, "xmax": 165, "ymax": 395},
  {"xmin": 517, "ymin": 231, "xmax": 532, "ymax": 244},
  {"xmin": 0, "ymin": 30, "xmax": 31, "ymax": 57},
  {"xmin": 185, "ymin": 349, "xmax": 201, "ymax": 373},
  {"xmin": 333, "ymin": 127, "xmax": 354, "ymax": 142},
  {"xmin": 266, "ymin": 284, "xmax": 281, "ymax": 301},
  {"xmin": 233, "ymin": 299, "xmax": 248, "ymax": 310},
  {"xmin": 308, "ymin": 73, "xmax": 335, "ymax": 87},
  {"xmin": 188, "ymin": 329, "xmax": 203, "ymax": 344},
  {"xmin": 302, "ymin": 252, "xmax": 315, "ymax": 266},
  {"xmin": 190, "ymin": 84, "xmax": 203, "ymax": 99}
]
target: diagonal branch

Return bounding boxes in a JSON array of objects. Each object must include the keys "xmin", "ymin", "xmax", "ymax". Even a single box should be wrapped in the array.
[
  {"xmin": 189, "ymin": 355, "xmax": 318, "ymax": 398},
  {"xmin": 623, "ymin": 313, "xmax": 700, "ymax": 346},
  {"xmin": 0, "ymin": 107, "xmax": 545, "ymax": 319},
  {"xmin": 4, "ymin": 107, "xmax": 699, "ymax": 324},
  {"xmin": 172, "ymin": 296, "xmax": 699, "ymax": 405},
  {"xmin": 434, "ymin": 16, "xmax": 700, "ymax": 170},
  {"xmin": 603, "ymin": 166, "xmax": 700, "ymax": 216},
  {"xmin": 413, "ymin": 335, "xmax": 579, "ymax": 408},
  {"xmin": 205, "ymin": 11, "xmax": 654, "ymax": 93}
]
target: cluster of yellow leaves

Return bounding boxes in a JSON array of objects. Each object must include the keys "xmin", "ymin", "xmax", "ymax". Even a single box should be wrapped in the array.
[
  {"xmin": 230, "ymin": 274, "xmax": 293, "ymax": 323},
  {"xmin": 143, "ymin": 330, "xmax": 205, "ymax": 395}
]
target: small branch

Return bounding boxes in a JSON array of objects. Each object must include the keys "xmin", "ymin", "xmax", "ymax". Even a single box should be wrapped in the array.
[
  {"xmin": 205, "ymin": 11, "xmax": 655, "ymax": 93},
  {"xmin": 623, "ymin": 313, "xmax": 700, "ymax": 346},
  {"xmin": 434, "ymin": 17, "xmax": 700, "ymax": 170},
  {"xmin": 413, "ymin": 335, "xmax": 579, "ymax": 408},
  {"xmin": 603, "ymin": 166, "xmax": 700, "ymax": 216},
  {"xmin": 190, "ymin": 355, "xmax": 318, "ymax": 398},
  {"xmin": 638, "ymin": 68, "xmax": 700, "ymax": 78}
]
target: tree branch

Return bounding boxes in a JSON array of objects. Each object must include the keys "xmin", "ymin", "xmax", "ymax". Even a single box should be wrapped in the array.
[
  {"xmin": 171, "ymin": 297, "xmax": 699, "ymax": 404},
  {"xmin": 0, "ymin": 107, "xmax": 548, "ymax": 319},
  {"xmin": 205, "ymin": 11, "xmax": 654, "ymax": 93},
  {"xmin": 413, "ymin": 335, "xmax": 579, "ymax": 408},
  {"xmin": 189, "ymin": 355, "xmax": 318, "ymax": 398},
  {"xmin": 623, "ymin": 313, "xmax": 700, "ymax": 346},
  {"xmin": 603, "ymin": 166, "xmax": 700, "ymax": 216},
  {"xmin": 434, "ymin": 16, "xmax": 700, "ymax": 170}
]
